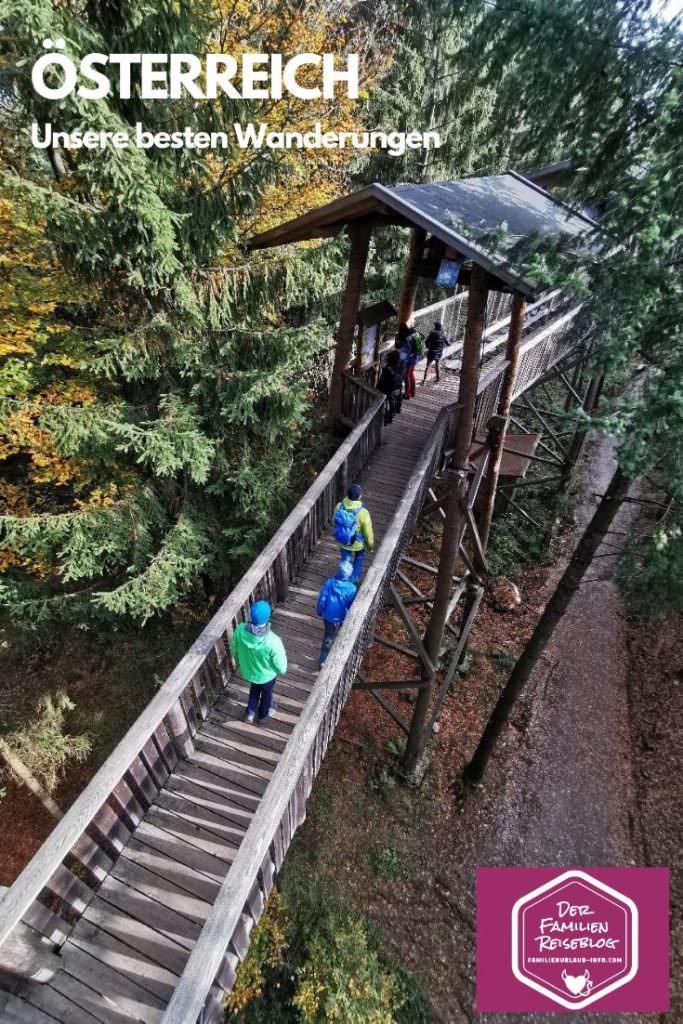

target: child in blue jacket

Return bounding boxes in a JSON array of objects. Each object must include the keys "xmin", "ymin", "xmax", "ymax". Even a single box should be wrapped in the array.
[{"xmin": 316, "ymin": 561, "xmax": 357, "ymax": 668}]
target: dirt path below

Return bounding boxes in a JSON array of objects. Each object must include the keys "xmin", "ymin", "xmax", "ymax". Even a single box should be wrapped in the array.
[
  {"xmin": 473, "ymin": 441, "xmax": 658, "ymax": 1024},
  {"xmin": 481, "ymin": 432, "xmax": 641, "ymax": 869}
]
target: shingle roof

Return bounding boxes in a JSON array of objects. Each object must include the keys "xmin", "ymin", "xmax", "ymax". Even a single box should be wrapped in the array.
[{"xmin": 249, "ymin": 172, "xmax": 598, "ymax": 296}]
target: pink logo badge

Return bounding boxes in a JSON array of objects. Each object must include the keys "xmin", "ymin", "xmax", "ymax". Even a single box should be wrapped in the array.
[
  {"xmin": 477, "ymin": 867, "xmax": 669, "ymax": 1013},
  {"xmin": 512, "ymin": 870, "xmax": 637, "ymax": 1008}
]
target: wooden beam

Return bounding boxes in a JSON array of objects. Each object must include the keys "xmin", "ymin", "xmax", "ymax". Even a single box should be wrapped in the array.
[
  {"xmin": 466, "ymin": 446, "xmax": 490, "ymax": 510},
  {"xmin": 356, "ymin": 675, "xmax": 410, "ymax": 733},
  {"xmin": 372, "ymin": 633, "xmax": 420, "ymax": 660},
  {"xmin": 503, "ymin": 493, "xmax": 543, "ymax": 529},
  {"xmin": 390, "ymin": 584, "xmax": 436, "ymax": 676},
  {"xmin": 420, "ymin": 491, "xmax": 448, "ymax": 519},
  {"xmin": 405, "ymin": 263, "xmax": 490, "ymax": 775},
  {"xmin": 397, "ymin": 567, "xmax": 465, "ymax": 640},
  {"xmin": 445, "ymin": 577, "xmax": 469, "ymax": 622},
  {"xmin": 428, "ymin": 584, "xmax": 484, "ymax": 733},
  {"xmin": 502, "ymin": 445, "xmax": 564, "ymax": 468},
  {"xmin": 327, "ymin": 219, "xmax": 373, "ymax": 425},
  {"xmin": 509, "ymin": 412, "xmax": 568, "ymax": 464},
  {"xmin": 0, "ymin": 740, "xmax": 63, "ymax": 822},
  {"xmin": 397, "ymin": 227, "xmax": 427, "ymax": 325},
  {"xmin": 517, "ymin": 398, "xmax": 570, "ymax": 460},
  {"xmin": 466, "ymin": 508, "xmax": 489, "ymax": 575},
  {"xmin": 353, "ymin": 679, "xmax": 429, "ymax": 691},
  {"xmin": 498, "ymin": 474, "xmax": 565, "ymax": 491},
  {"xmin": 477, "ymin": 293, "xmax": 526, "ymax": 551}
]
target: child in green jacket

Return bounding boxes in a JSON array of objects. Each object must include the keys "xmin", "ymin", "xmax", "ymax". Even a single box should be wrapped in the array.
[{"xmin": 230, "ymin": 600, "xmax": 287, "ymax": 723}]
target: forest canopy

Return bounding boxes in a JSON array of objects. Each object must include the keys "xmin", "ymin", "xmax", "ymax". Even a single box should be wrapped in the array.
[
  {"xmin": 1, "ymin": 0, "xmax": 682, "ymax": 626},
  {"xmin": 0, "ymin": 0, "xmax": 390, "ymax": 623}
]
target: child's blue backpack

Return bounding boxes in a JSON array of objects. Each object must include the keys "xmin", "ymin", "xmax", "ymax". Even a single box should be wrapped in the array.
[{"xmin": 333, "ymin": 504, "xmax": 361, "ymax": 546}]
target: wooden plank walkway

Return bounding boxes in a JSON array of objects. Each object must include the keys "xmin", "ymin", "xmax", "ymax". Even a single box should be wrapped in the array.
[
  {"xmin": 2, "ymin": 367, "xmax": 460, "ymax": 1023},
  {"xmin": 2, "ymin": 296, "xmax": 581, "ymax": 1022}
]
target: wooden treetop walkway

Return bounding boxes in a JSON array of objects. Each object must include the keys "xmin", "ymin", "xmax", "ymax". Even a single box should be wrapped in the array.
[{"xmin": 0, "ymin": 294, "xmax": 582, "ymax": 1024}]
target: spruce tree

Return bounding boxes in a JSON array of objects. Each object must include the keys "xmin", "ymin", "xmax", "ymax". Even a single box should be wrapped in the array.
[
  {"xmin": 0, "ymin": 1, "xmax": 349, "ymax": 623},
  {"xmin": 360, "ymin": 0, "xmax": 498, "ymax": 185},
  {"xmin": 454, "ymin": 0, "xmax": 683, "ymax": 614}
]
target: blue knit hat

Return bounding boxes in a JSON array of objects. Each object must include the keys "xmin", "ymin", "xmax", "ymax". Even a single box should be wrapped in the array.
[
  {"xmin": 348, "ymin": 483, "xmax": 362, "ymax": 500},
  {"xmin": 250, "ymin": 600, "xmax": 272, "ymax": 626}
]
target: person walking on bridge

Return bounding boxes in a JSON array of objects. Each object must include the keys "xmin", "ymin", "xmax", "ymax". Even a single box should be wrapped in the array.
[
  {"xmin": 422, "ymin": 320, "xmax": 447, "ymax": 383},
  {"xmin": 396, "ymin": 322, "xmax": 422, "ymax": 399},
  {"xmin": 230, "ymin": 600, "xmax": 287, "ymax": 723},
  {"xmin": 316, "ymin": 560, "xmax": 357, "ymax": 669},
  {"xmin": 333, "ymin": 483, "xmax": 374, "ymax": 585},
  {"xmin": 377, "ymin": 353, "xmax": 397, "ymax": 425}
]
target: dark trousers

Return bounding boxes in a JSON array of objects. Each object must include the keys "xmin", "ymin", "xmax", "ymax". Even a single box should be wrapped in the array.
[
  {"xmin": 423, "ymin": 356, "xmax": 441, "ymax": 382},
  {"xmin": 247, "ymin": 678, "xmax": 276, "ymax": 720},
  {"xmin": 405, "ymin": 364, "xmax": 416, "ymax": 398},
  {"xmin": 319, "ymin": 619, "xmax": 340, "ymax": 666},
  {"xmin": 392, "ymin": 387, "xmax": 403, "ymax": 413}
]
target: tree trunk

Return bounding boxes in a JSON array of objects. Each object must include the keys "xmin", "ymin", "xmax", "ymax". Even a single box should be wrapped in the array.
[
  {"xmin": 0, "ymin": 741, "xmax": 63, "ymax": 822},
  {"xmin": 463, "ymin": 465, "xmax": 631, "ymax": 787}
]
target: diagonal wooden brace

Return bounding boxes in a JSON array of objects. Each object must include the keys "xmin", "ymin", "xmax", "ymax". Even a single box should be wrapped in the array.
[{"xmin": 389, "ymin": 584, "xmax": 436, "ymax": 676}]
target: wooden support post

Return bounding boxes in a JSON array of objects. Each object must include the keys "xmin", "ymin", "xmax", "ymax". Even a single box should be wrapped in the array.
[
  {"xmin": 327, "ymin": 220, "xmax": 372, "ymax": 425},
  {"xmin": 397, "ymin": 227, "xmax": 427, "ymax": 325},
  {"xmin": 565, "ymin": 370, "xmax": 605, "ymax": 471},
  {"xmin": 477, "ymin": 293, "xmax": 526, "ymax": 551},
  {"xmin": 403, "ymin": 263, "xmax": 489, "ymax": 780}
]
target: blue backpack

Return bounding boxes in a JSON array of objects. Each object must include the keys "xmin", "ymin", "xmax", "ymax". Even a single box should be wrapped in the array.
[{"xmin": 333, "ymin": 503, "xmax": 362, "ymax": 546}]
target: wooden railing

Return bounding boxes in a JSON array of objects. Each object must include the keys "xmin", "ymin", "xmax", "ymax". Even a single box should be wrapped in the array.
[
  {"xmin": 162, "ymin": 401, "xmax": 460, "ymax": 1024},
  {"xmin": 0, "ymin": 374, "xmax": 384, "ymax": 974},
  {"xmin": 340, "ymin": 370, "xmax": 384, "ymax": 423},
  {"xmin": 412, "ymin": 288, "xmax": 513, "ymax": 357},
  {"xmin": 473, "ymin": 303, "xmax": 583, "ymax": 433}
]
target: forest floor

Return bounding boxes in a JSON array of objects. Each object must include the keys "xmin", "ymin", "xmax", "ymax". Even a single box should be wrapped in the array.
[
  {"xmin": 0, "ymin": 618, "xmax": 200, "ymax": 884},
  {"xmin": 282, "ymin": 431, "xmax": 681, "ymax": 1022}
]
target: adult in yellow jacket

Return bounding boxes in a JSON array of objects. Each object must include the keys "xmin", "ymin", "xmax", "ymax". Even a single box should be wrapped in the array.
[{"xmin": 333, "ymin": 483, "xmax": 374, "ymax": 585}]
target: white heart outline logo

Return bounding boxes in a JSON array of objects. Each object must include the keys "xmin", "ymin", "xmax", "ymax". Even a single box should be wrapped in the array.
[{"xmin": 562, "ymin": 970, "xmax": 592, "ymax": 997}]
